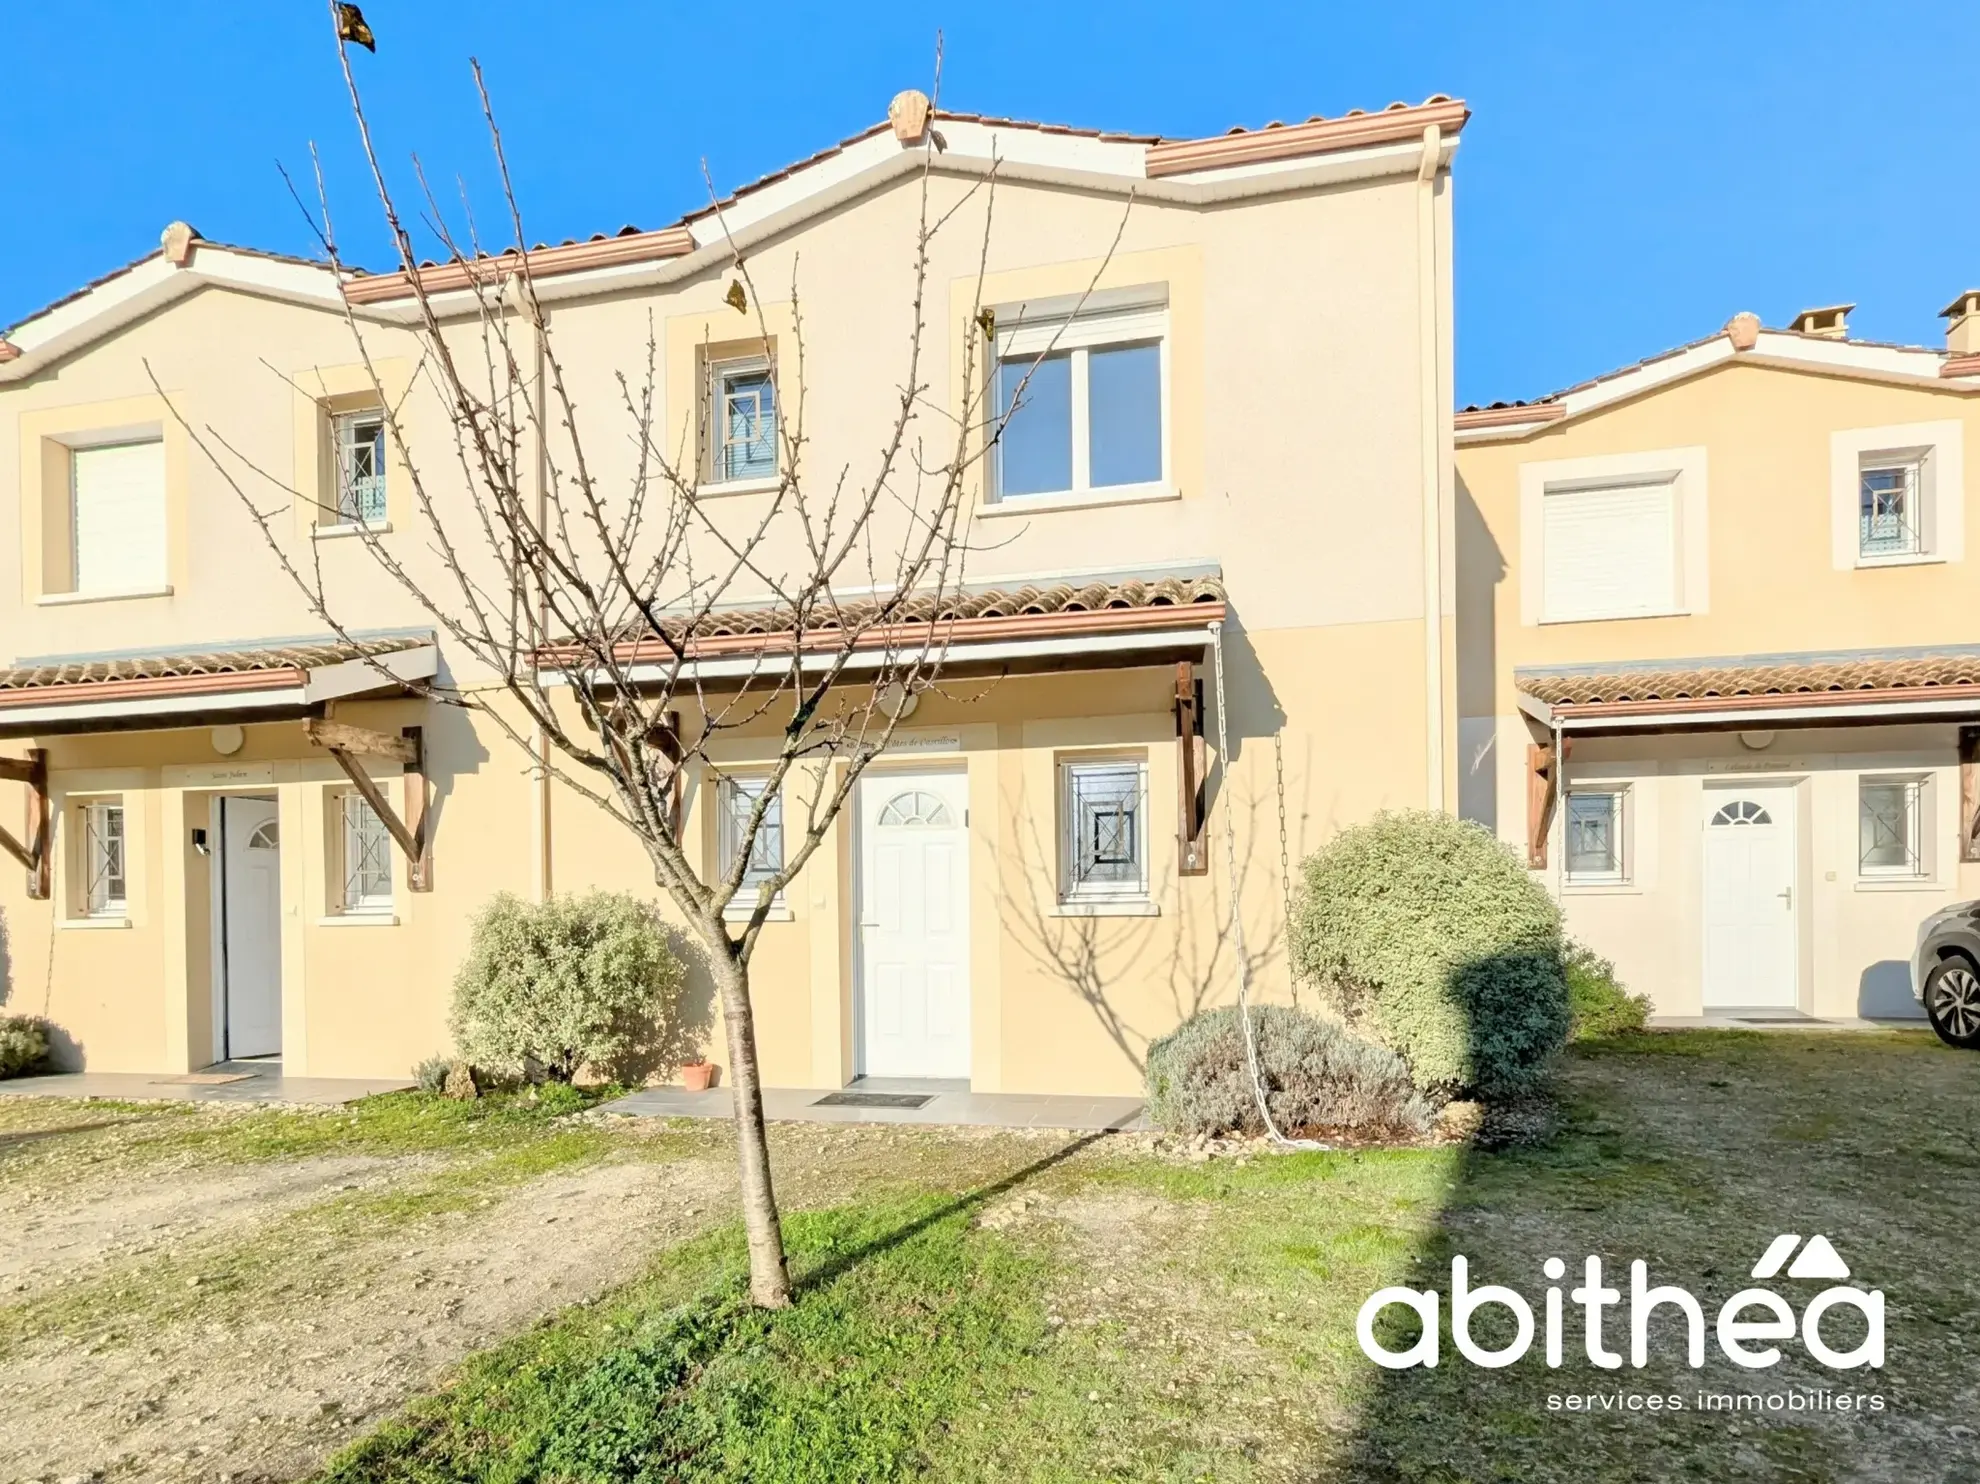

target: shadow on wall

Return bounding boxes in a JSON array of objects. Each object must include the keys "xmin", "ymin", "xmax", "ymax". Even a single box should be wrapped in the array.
[
  {"xmin": 1454, "ymin": 472, "xmax": 1506, "ymax": 832},
  {"xmin": 0, "ymin": 903, "xmax": 10, "ymax": 1008},
  {"xmin": 649, "ymin": 924, "xmax": 718, "ymax": 1083},
  {"xmin": 1858, "ymin": 959, "xmax": 1926, "ymax": 1020}
]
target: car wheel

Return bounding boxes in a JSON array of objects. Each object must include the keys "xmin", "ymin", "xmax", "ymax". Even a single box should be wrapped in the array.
[{"xmin": 1924, "ymin": 958, "xmax": 1980, "ymax": 1050}]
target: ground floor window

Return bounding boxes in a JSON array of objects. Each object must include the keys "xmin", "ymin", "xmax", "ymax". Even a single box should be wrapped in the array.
[
  {"xmin": 718, "ymin": 775, "xmax": 785, "ymax": 908},
  {"xmin": 1060, "ymin": 757, "xmax": 1149, "ymax": 901},
  {"xmin": 337, "ymin": 791, "xmax": 394, "ymax": 912},
  {"xmin": 1564, "ymin": 786, "xmax": 1627, "ymax": 884},
  {"xmin": 1859, "ymin": 775, "xmax": 1927, "ymax": 878},
  {"xmin": 80, "ymin": 798, "xmax": 127, "ymax": 917}
]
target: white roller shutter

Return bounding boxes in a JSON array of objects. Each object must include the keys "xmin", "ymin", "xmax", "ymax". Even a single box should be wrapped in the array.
[
  {"xmin": 1541, "ymin": 480, "xmax": 1676, "ymax": 622},
  {"xmin": 72, "ymin": 441, "xmax": 167, "ymax": 594}
]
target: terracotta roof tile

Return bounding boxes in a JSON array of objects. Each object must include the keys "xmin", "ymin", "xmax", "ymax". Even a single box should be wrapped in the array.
[
  {"xmin": 0, "ymin": 637, "xmax": 427, "ymax": 694},
  {"xmin": 1519, "ymin": 650, "xmax": 1980, "ymax": 708}
]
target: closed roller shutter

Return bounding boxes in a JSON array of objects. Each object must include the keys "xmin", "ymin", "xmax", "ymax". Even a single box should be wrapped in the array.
[
  {"xmin": 1541, "ymin": 480, "xmax": 1676, "ymax": 622},
  {"xmin": 72, "ymin": 441, "xmax": 167, "ymax": 594}
]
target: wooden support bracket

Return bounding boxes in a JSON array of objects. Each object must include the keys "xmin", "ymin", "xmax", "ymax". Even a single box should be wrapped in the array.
[
  {"xmin": 0, "ymin": 750, "xmax": 50, "ymax": 899},
  {"xmin": 1960, "ymin": 726, "xmax": 1980, "ymax": 865},
  {"xmin": 310, "ymin": 722, "xmax": 432, "ymax": 891},
  {"xmin": 1526, "ymin": 739, "xmax": 1569, "ymax": 870},
  {"xmin": 1175, "ymin": 663, "xmax": 1209, "ymax": 875}
]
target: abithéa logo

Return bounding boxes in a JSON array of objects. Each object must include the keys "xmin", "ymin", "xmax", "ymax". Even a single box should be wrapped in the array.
[{"xmin": 1357, "ymin": 1235, "xmax": 1881, "ymax": 1372}]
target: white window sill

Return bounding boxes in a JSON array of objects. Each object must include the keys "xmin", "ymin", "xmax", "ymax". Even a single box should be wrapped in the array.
[
  {"xmin": 697, "ymin": 475, "xmax": 782, "ymax": 499},
  {"xmin": 314, "ymin": 521, "xmax": 393, "ymax": 540},
  {"xmin": 319, "ymin": 911, "xmax": 399, "ymax": 926},
  {"xmin": 59, "ymin": 916, "xmax": 131, "ymax": 930},
  {"xmin": 1853, "ymin": 551, "xmax": 1944, "ymax": 570},
  {"xmin": 725, "ymin": 903, "xmax": 793, "ymax": 923},
  {"xmin": 1854, "ymin": 877, "xmax": 1942, "ymax": 893},
  {"xmin": 1052, "ymin": 898, "xmax": 1160, "ymax": 917},
  {"xmin": 981, "ymin": 482, "xmax": 1177, "ymax": 518},
  {"xmin": 1537, "ymin": 607, "xmax": 1689, "ymax": 626},
  {"xmin": 37, "ymin": 585, "xmax": 173, "ymax": 607},
  {"xmin": 1562, "ymin": 880, "xmax": 1640, "ymax": 895}
]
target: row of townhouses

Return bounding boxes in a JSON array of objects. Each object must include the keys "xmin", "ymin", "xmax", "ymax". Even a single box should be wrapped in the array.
[{"xmin": 2, "ymin": 93, "xmax": 1974, "ymax": 1091}]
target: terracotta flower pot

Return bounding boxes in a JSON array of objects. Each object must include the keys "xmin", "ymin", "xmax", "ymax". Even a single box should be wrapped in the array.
[{"xmin": 680, "ymin": 1060, "xmax": 719, "ymax": 1092}]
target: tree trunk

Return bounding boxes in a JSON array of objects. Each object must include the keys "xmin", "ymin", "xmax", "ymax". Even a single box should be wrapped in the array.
[{"xmin": 710, "ymin": 947, "xmax": 792, "ymax": 1307}]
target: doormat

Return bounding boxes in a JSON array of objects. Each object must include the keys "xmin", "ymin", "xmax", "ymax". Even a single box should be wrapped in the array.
[
  {"xmin": 1733, "ymin": 1016, "xmax": 1812, "ymax": 1025},
  {"xmin": 151, "ymin": 1073, "xmax": 257, "ymax": 1085},
  {"xmin": 812, "ymin": 1091, "xmax": 935, "ymax": 1110}
]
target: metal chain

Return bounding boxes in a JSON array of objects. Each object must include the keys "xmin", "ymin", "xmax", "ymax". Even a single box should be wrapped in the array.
[{"xmin": 1273, "ymin": 730, "xmax": 1301, "ymax": 1010}]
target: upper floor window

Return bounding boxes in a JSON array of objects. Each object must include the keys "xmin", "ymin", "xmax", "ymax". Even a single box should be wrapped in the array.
[
  {"xmin": 719, "ymin": 776, "xmax": 784, "ymax": 910},
  {"xmin": 1539, "ymin": 479, "xmax": 1678, "ymax": 623},
  {"xmin": 710, "ymin": 359, "xmax": 777, "ymax": 484},
  {"xmin": 70, "ymin": 439, "xmax": 167, "ymax": 595},
  {"xmin": 332, "ymin": 410, "xmax": 388, "ymax": 527},
  {"xmin": 1060, "ymin": 757, "xmax": 1149, "ymax": 901},
  {"xmin": 1831, "ymin": 422, "xmax": 1963, "ymax": 570},
  {"xmin": 80, "ymin": 798, "xmax": 128, "ymax": 917},
  {"xmin": 993, "ymin": 302, "xmax": 1166, "ymax": 502}
]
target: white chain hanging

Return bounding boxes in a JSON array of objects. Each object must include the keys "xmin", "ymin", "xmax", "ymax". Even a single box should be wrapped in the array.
[{"xmin": 1208, "ymin": 620, "xmax": 1325, "ymax": 1152}]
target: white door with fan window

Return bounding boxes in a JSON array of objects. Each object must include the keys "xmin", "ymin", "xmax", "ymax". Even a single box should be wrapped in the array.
[
  {"xmin": 1701, "ymin": 784, "xmax": 1799, "ymax": 1009},
  {"xmin": 218, "ymin": 796, "xmax": 284, "ymax": 1058},
  {"xmin": 855, "ymin": 771, "xmax": 970, "ymax": 1079}
]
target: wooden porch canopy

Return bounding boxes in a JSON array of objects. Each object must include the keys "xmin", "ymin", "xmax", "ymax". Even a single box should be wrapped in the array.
[
  {"xmin": 539, "ymin": 573, "xmax": 1226, "ymax": 876},
  {"xmin": 1517, "ymin": 646, "xmax": 1980, "ymax": 868}
]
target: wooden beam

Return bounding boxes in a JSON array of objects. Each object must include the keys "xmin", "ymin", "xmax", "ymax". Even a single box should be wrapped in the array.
[
  {"xmin": 402, "ymin": 726, "xmax": 432, "ymax": 891},
  {"xmin": 1526, "ymin": 741, "xmax": 1558, "ymax": 870},
  {"xmin": 1174, "ymin": 663, "xmax": 1208, "ymax": 875},
  {"xmin": 1961, "ymin": 726, "xmax": 1980, "ymax": 865},
  {"xmin": 3, "ymin": 750, "xmax": 50, "ymax": 899},
  {"xmin": 304, "ymin": 718, "xmax": 418, "ymax": 764},
  {"xmin": 0, "ymin": 757, "xmax": 38, "ymax": 784}
]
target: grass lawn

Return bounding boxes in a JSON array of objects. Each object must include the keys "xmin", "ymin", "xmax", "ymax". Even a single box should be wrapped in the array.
[{"xmin": 4, "ymin": 1030, "xmax": 1974, "ymax": 1482}]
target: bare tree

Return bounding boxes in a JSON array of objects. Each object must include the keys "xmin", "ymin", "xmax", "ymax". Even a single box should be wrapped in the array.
[{"xmin": 156, "ymin": 18, "xmax": 1126, "ymax": 1308}]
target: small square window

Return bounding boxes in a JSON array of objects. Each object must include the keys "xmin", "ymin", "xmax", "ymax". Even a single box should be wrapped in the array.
[
  {"xmin": 1859, "ymin": 458, "xmax": 1923, "ymax": 558},
  {"xmin": 1859, "ymin": 776, "xmax": 1926, "ymax": 878},
  {"xmin": 1060, "ymin": 759, "xmax": 1149, "ymax": 900},
  {"xmin": 332, "ymin": 411, "xmax": 388, "ymax": 526},
  {"xmin": 1564, "ymin": 788, "xmax": 1627, "ymax": 884},
  {"xmin": 711, "ymin": 362, "xmax": 777, "ymax": 483},
  {"xmin": 81, "ymin": 799, "xmax": 127, "ymax": 917},
  {"xmin": 339, "ymin": 792, "xmax": 394, "ymax": 912},
  {"xmin": 719, "ymin": 777, "xmax": 784, "ymax": 902}
]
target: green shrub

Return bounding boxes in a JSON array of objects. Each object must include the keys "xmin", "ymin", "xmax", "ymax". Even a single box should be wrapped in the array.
[
  {"xmin": 1145, "ymin": 1004, "xmax": 1430, "ymax": 1139},
  {"xmin": 452, "ymin": 891, "xmax": 690, "ymax": 1084},
  {"xmin": 1565, "ymin": 943, "xmax": 1652, "ymax": 1040},
  {"xmin": 1289, "ymin": 810, "xmax": 1570, "ymax": 1098},
  {"xmin": 0, "ymin": 1014, "xmax": 51, "ymax": 1078},
  {"xmin": 412, "ymin": 1055, "xmax": 451, "ymax": 1094}
]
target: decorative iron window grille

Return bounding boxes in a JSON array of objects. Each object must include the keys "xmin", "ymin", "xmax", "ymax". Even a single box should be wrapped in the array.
[
  {"xmin": 720, "ymin": 778, "xmax": 783, "ymax": 893},
  {"xmin": 83, "ymin": 800, "xmax": 126, "ymax": 916},
  {"xmin": 1859, "ymin": 461, "xmax": 1922, "ymax": 558},
  {"xmin": 1063, "ymin": 761, "xmax": 1146, "ymax": 898},
  {"xmin": 334, "ymin": 411, "xmax": 389, "ymax": 525},
  {"xmin": 1564, "ymin": 789, "xmax": 1625, "ymax": 881},
  {"xmin": 341, "ymin": 793, "xmax": 393, "ymax": 910},
  {"xmin": 715, "ymin": 365, "xmax": 776, "ymax": 482},
  {"xmin": 1859, "ymin": 778, "xmax": 1924, "ymax": 877}
]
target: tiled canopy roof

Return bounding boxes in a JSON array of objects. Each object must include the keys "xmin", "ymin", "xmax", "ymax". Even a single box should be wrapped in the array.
[
  {"xmin": 0, "ymin": 637, "xmax": 429, "ymax": 694},
  {"xmin": 1518, "ymin": 650, "xmax": 1980, "ymax": 709},
  {"xmin": 666, "ymin": 575, "xmax": 1226, "ymax": 643}
]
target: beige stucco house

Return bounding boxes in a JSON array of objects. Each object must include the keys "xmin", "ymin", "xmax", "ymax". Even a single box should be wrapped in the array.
[
  {"xmin": 1457, "ymin": 300, "xmax": 1980, "ymax": 1021},
  {"xmin": 0, "ymin": 94, "xmax": 1464, "ymax": 1092}
]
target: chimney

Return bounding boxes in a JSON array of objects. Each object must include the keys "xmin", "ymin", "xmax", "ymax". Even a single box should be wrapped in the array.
[
  {"xmin": 1941, "ymin": 291, "xmax": 1980, "ymax": 355},
  {"xmin": 1788, "ymin": 303, "xmax": 1853, "ymax": 339}
]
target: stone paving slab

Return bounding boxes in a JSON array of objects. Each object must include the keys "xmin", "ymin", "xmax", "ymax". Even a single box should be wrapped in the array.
[
  {"xmin": 0, "ymin": 1064, "xmax": 412, "ymax": 1106},
  {"xmin": 603, "ymin": 1083, "xmax": 1150, "ymax": 1132}
]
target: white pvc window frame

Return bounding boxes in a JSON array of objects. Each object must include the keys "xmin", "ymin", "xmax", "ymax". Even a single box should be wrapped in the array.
[
  {"xmin": 1857, "ymin": 773, "xmax": 1930, "ymax": 880},
  {"xmin": 1563, "ymin": 786, "xmax": 1628, "ymax": 885},
  {"xmin": 82, "ymin": 798, "xmax": 128, "ymax": 917},
  {"xmin": 331, "ymin": 409, "xmax": 389, "ymax": 527},
  {"xmin": 1058, "ymin": 755, "xmax": 1151, "ymax": 902},
  {"xmin": 339, "ymin": 790, "xmax": 394, "ymax": 913}
]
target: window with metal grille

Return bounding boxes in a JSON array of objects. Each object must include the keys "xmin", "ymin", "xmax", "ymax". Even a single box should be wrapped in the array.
[
  {"xmin": 82, "ymin": 800, "xmax": 127, "ymax": 917},
  {"xmin": 711, "ymin": 362, "xmax": 776, "ymax": 482},
  {"xmin": 1564, "ymin": 788, "xmax": 1626, "ymax": 883},
  {"xmin": 1859, "ymin": 459, "xmax": 1922, "ymax": 558},
  {"xmin": 333, "ymin": 410, "xmax": 389, "ymax": 525},
  {"xmin": 719, "ymin": 777, "xmax": 783, "ymax": 898},
  {"xmin": 1061, "ymin": 759, "xmax": 1148, "ymax": 899},
  {"xmin": 340, "ymin": 792, "xmax": 393, "ymax": 911},
  {"xmin": 1859, "ymin": 776, "xmax": 1926, "ymax": 878}
]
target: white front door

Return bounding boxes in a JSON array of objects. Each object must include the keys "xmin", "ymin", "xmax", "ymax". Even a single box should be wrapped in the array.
[
  {"xmin": 219, "ymin": 796, "xmax": 284, "ymax": 1059},
  {"xmin": 1701, "ymin": 784, "xmax": 1798, "ymax": 1009},
  {"xmin": 856, "ymin": 771, "xmax": 970, "ymax": 1079}
]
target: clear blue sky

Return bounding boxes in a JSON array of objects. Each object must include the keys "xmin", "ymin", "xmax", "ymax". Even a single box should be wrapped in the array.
[{"xmin": 4, "ymin": 2, "xmax": 1974, "ymax": 405}]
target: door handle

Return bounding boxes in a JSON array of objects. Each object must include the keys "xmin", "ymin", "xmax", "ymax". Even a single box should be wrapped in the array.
[{"xmin": 1778, "ymin": 887, "xmax": 1793, "ymax": 909}]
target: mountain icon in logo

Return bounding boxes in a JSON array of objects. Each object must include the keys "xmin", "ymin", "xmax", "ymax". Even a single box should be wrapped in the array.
[{"xmin": 1751, "ymin": 1233, "xmax": 1851, "ymax": 1281}]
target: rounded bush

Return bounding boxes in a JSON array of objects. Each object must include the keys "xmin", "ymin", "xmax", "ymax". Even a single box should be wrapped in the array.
[
  {"xmin": 451, "ymin": 891, "xmax": 689, "ymax": 1084},
  {"xmin": 1145, "ymin": 1004, "xmax": 1430, "ymax": 1139},
  {"xmin": 0, "ymin": 1014, "xmax": 51, "ymax": 1079},
  {"xmin": 1565, "ymin": 942, "xmax": 1652, "ymax": 1040},
  {"xmin": 1289, "ymin": 810, "xmax": 1569, "ymax": 1097}
]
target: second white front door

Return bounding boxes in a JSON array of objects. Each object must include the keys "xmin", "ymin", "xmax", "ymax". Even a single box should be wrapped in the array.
[
  {"xmin": 220, "ymin": 796, "xmax": 284, "ymax": 1059},
  {"xmin": 1701, "ymin": 784, "xmax": 1799, "ymax": 1009},
  {"xmin": 856, "ymin": 771, "xmax": 970, "ymax": 1079}
]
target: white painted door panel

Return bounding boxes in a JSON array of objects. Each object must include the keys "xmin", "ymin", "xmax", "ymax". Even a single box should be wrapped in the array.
[
  {"xmin": 222, "ymin": 797, "xmax": 284, "ymax": 1058},
  {"xmin": 1701, "ymin": 786, "xmax": 1798, "ymax": 1009},
  {"xmin": 857, "ymin": 773, "xmax": 969, "ymax": 1078}
]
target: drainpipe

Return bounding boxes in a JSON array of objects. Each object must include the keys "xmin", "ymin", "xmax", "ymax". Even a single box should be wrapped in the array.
[
  {"xmin": 1416, "ymin": 124, "xmax": 1448, "ymax": 812},
  {"xmin": 1551, "ymin": 715, "xmax": 1567, "ymax": 900}
]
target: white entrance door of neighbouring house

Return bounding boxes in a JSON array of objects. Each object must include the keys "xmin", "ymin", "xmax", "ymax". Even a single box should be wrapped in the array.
[
  {"xmin": 1701, "ymin": 784, "xmax": 1799, "ymax": 1009},
  {"xmin": 855, "ymin": 771, "xmax": 970, "ymax": 1079},
  {"xmin": 218, "ymin": 796, "xmax": 284, "ymax": 1059}
]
